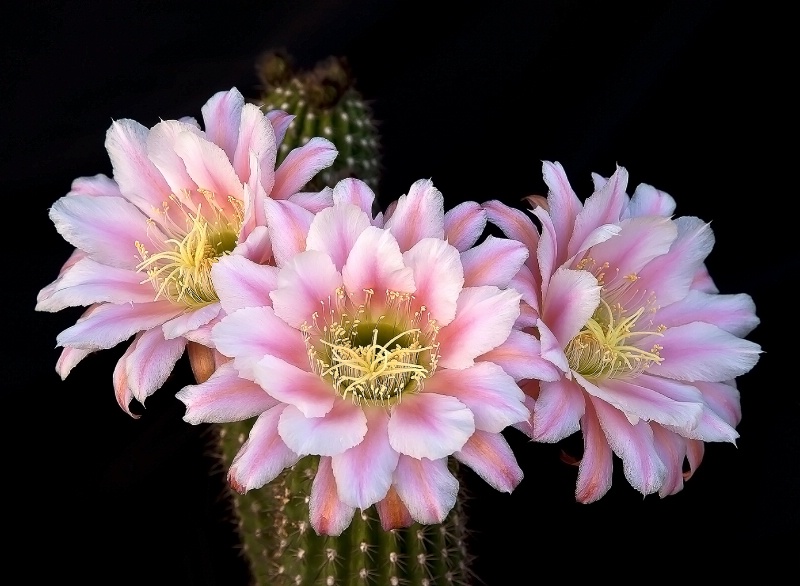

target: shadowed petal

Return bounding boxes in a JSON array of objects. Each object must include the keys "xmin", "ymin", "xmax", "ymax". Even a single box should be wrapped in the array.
[
  {"xmin": 393, "ymin": 456, "xmax": 458, "ymax": 524},
  {"xmin": 310, "ymin": 457, "xmax": 355, "ymax": 536},
  {"xmin": 454, "ymin": 430, "xmax": 523, "ymax": 493}
]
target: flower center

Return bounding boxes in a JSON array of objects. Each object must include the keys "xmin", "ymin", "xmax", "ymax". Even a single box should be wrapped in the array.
[
  {"xmin": 302, "ymin": 289, "xmax": 440, "ymax": 406},
  {"xmin": 135, "ymin": 192, "xmax": 242, "ymax": 308},
  {"xmin": 565, "ymin": 298, "xmax": 665, "ymax": 380}
]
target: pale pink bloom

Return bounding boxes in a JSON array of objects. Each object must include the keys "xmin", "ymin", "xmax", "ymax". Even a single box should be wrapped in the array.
[
  {"xmin": 485, "ymin": 161, "xmax": 761, "ymax": 502},
  {"xmin": 37, "ymin": 88, "xmax": 337, "ymax": 416},
  {"xmin": 178, "ymin": 178, "xmax": 535, "ymax": 534}
]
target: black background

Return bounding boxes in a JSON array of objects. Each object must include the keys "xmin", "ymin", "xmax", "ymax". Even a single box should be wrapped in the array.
[{"xmin": 7, "ymin": 1, "xmax": 796, "ymax": 583}]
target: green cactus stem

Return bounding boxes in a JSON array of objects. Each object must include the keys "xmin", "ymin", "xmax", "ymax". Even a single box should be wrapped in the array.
[
  {"xmin": 255, "ymin": 50, "xmax": 382, "ymax": 193},
  {"xmin": 216, "ymin": 421, "xmax": 473, "ymax": 586}
]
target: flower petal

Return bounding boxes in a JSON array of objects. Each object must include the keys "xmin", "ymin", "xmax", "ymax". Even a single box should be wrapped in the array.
[
  {"xmin": 477, "ymin": 329, "xmax": 561, "ymax": 382},
  {"xmin": 388, "ymin": 392, "xmax": 474, "ymax": 459},
  {"xmin": 271, "ymin": 137, "xmax": 337, "ymax": 200},
  {"xmin": 278, "ymin": 400, "xmax": 367, "ymax": 457},
  {"xmin": 306, "ymin": 203, "xmax": 372, "ymax": 271},
  {"xmin": 56, "ymin": 301, "xmax": 183, "ymax": 351},
  {"xmin": 393, "ymin": 456, "xmax": 458, "ymax": 524},
  {"xmin": 332, "ymin": 408, "xmax": 399, "ymax": 509},
  {"xmin": 384, "ymin": 179, "xmax": 445, "ymax": 252},
  {"xmin": 626, "ymin": 182, "xmax": 676, "ymax": 218},
  {"xmin": 177, "ymin": 361, "xmax": 279, "ymax": 424},
  {"xmin": 542, "ymin": 266, "xmax": 601, "ymax": 346},
  {"xmin": 575, "ymin": 399, "xmax": 614, "ymax": 503},
  {"xmin": 460, "ymin": 235, "xmax": 528, "ymax": 289},
  {"xmin": 119, "ymin": 327, "xmax": 187, "ymax": 404},
  {"xmin": 533, "ymin": 377, "xmax": 586, "ymax": 442},
  {"xmin": 310, "ymin": 457, "xmax": 355, "ymax": 536},
  {"xmin": 436, "ymin": 286, "xmax": 521, "ymax": 369},
  {"xmin": 454, "ymin": 430, "xmax": 523, "ymax": 493},
  {"xmin": 402, "ymin": 238, "xmax": 463, "ymax": 326},
  {"xmin": 213, "ymin": 306, "xmax": 308, "ymax": 378},
  {"xmin": 161, "ymin": 303, "xmax": 221, "ymax": 340},
  {"xmin": 654, "ymin": 290, "xmax": 760, "ymax": 337},
  {"xmin": 423, "ymin": 362, "xmax": 528, "ymax": 433},
  {"xmin": 375, "ymin": 486, "xmax": 413, "ymax": 531},
  {"xmin": 271, "ymin": 250, "xmax": 343, "ymax": 329},
  {"xmin": 263, "ymin": 195, "xmax": 314, "ymax": 268},
  {"xmin": 253, "ymin": 355, "xmax": 335, "ymax": 418},
  {"xmin": 228, "ymin": 405, "xmax": 300, "ymax": 493},
  {"xmin": 444, "ymin": 201, "xmax": 486, "ymax": 252},
  {"xmin": 646, "ymin": 322, "xmax": 761, "ymax": 382},
  {"xmin": 331, "ymin": 178, "xmax": 376, "ymax": 216},
  {"xmin": 568, "ymin": 165, "xmax": 629, "ymax": 259},
  {"xmin": 211, "ymin": 255, "xmax": 279, "ymax": 314}
]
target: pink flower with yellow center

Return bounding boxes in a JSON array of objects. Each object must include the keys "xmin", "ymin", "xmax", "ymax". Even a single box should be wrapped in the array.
[
  {"xmin": 485, "ymin": 161, "xmax": 761, "ymax": 501},
  {"xmin": 37, "ymin": 88, "xmax": 337, "ymax": 415},
  {"xmin": 178, "ymin": 178, "xmax": 536, "ymax": 534}
]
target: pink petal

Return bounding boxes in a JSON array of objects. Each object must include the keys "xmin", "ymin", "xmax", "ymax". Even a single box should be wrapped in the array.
[
  {"xmin": 117, "ymin": 327, "xmax": 187, "ymax": 404},
  {"xmin": 146, "ymin": 119, "xmax": 203, "ymax": 197},
  {"xmin": 477, "ymin": 329, "xmax": 561, "ymax": 382},
  {"xmin": 542, "ymin": 266, "xmax": 601, "ymax": 346},
  {"xmin": 536, "ymin": 319, "xmax": 570, "ymax": 374},
  {"xmin": 253, "ymin": 355, "xmax": 335, "ymax": 418},
  {"xmin": 331, "ymin": 408, "xmax": 399, "ymax": 509},
  {"xmin": 576, "ymin": 373, "xmax": 703, "ymax": 432},
  {"xmin": 568, "ymin": 165, "xmax": 629, "ymax": 259},
  {"xmin": 177, "ymin": 361, "xmax": 279, "ymax": 424},
  {"xmin": 454, "ymin": 430, "xmax": 523, "ymax": 493},
  {"xmin": 310, "ymin": 457, "xmax": 355, "ymax": 536},
  {"xmin": 393, "ymin": 456, "xmax": 458, "ymax": 524},
  {"xmin": 460, "ymin": 235, "xmax": 528, "ymax": 288},
  {"xmin": 233, "ymin": 225, "xmax": 273, "ymax": 265},
  {"xmin": 233, "ymin": 103, "xmax": 277, "ymax": 194},
  {"xmin": 635, "ymin": 217, "xmax": 715, "ymax": 306},
  {"xmin": 266, "ymin": 109, "xmax": 294, "ymax": 145},
  {"xmin": 173, "ymin": 130, "xmax": 243, "ymax": 203},
  {"xmin": 69, "ymin": 173, "xmax": 122, "ymax": 197},
  {"xmin": 541, "ymin": 161, "xmax": 582, "ymax": 263},
  {"xmin": 695, "ymin": 380, "xmax": 741, "ymax": 427},
  {"xmin": 49, "ymin": 194, "xmax": 163, "ymax": 270},
  {"xmin": 228, "ymin": 405, "xmax": 300, "ymax": 493},
  {"xmin": 576, "ymin": 399, "xmax": 614, "ymax": 503},
  {"xmin": 56, "ymin": 300, "xmax": 184, "ymax": 350},
  {"xmin": 263, "ymin": 197, "xmax": 314, "ymax": 267},
  {"xmin": 211, "ymin": 255, "xmax": 279, "ymax": 314},
  {"xmin": 626, "ymin": 182, "xmax": 676, "ymax": 218},
  {"xmin": 646, "ymin": 321, "xmax": 761, "ymax": 382},
  {"xmin": 590, "ymin": 396, "xmax": 666, "ymax": 495},
  {"xmin": 388, "ymin": 392, "xmax": 474, "ymax": 459},
  {"xmin": 331, "ymin": 178, "xmax": 376, "ymax": 216},
  {"xmin": 584, "ymin": 216, "xmax": 678, "ymax": 284},
  {"xmin": 443, "ymin": 201, "xmax": 486, "ymax": 252},
  {"xmin": 436, "ymin": 286, "xmax": 521, "ymax": 369},
  {"xmin": 271, "ymin": 250, "xmax": 343, "ymax": 328},
  {"xmin": 161, "ymin": 303, "xmax": 221, "ymax": 340},
  {"xmin": 105, "ymin": 119, "xmax": 172, "ymax": 212},
  {"xmin": 422, "ymin": 363, "xmax": 528, "ymax": 433},
  {"xmin": 533, "ymin": 377, "xmax": 586, "ymax": 442},
  {"xmin": 271, "ymin": 137, "xmax": 337, "ymax": 200},
  {"xmin": 402, "ymin": 238, "xmax": 463, "ymax": 326},
  {"xmin": 654, "ymin": 290, "xmax": 760, "ymax": 337},
  {"xmin": 651, "ymin": 425, "xmax": 687, "ymax": 497},
  {"xmin": 375, "ymin": 486, "xmax": 413, "ymax": 530},
  {"xmin": 35, "ymin": 257, "xmax": 155, "ymax": 312},
  {"xmin": 212, "ymin": 306, "xmax": 308, "ymax": 378},
  {"xmin": 483, "ymin": 200, "xmax": 541, "ymax": 276},
  {"xmin": 288, "ymin": 188, "xmax": 335, "ymax": 213},
  {"xmin": 201, "ymin": 88, "xmax": 245, "ymax": 162},
  {"xmin": 384, "ymin": 179, "xmax": 445, "ymax": 252},
  {"xmin": 341, "ymin": 227, "xmax": 415, "ymax": 309},
  {"xmin": 55, "ymin": 346, "xmax": 93, "ymax": 380},
  {"xmin": 306, "ymin": 203, "xmax": 372, "ymax": 271},
  {"xmin": 278, "ymin": 399, "xmax": 367, "ymax": 456}
]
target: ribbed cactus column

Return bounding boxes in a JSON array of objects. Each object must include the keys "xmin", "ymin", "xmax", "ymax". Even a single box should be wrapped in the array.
[
  {"xmin": 190, "ymin": 53, "xmax": 473, "ymax": 585},
  {"xmin": 256, "ymin": 51, "xmax": 381, "ymax": 193},
  {"xmin": 216, "ymin": 423, "xmax": 472, "ymax": 586}
]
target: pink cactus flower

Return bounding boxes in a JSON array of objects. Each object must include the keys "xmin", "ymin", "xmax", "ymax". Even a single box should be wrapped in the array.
[
  {"xmin": 178, "ymin": 178, "xmax": 537, "ymax": 534},
  {"xmin": 485, "ymin": 161, "xmax": 761, "ymax": 502},
  {"xmin": 37, "ymin": 88, "xmax": 337, "ymax": 416}
]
